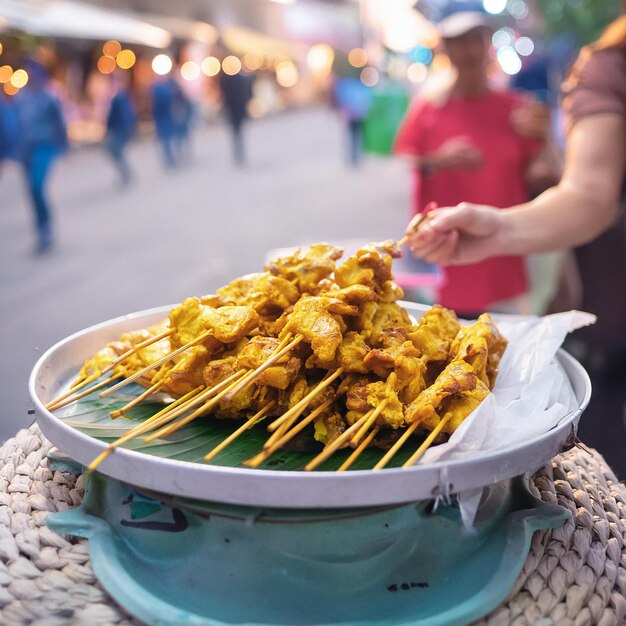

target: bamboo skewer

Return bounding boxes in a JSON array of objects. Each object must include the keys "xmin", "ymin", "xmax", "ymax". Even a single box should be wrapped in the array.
[
  {"xmin": 101, "ymin": 328, "xmax": 174, "ymax": 374},
  {"xmin": 267, "ymin": 368, "xmax": 344, "ymax": 435},
  {"xmin": 373, "ymin": 419, "xmax": 423, "ymax": 470},
  {"xmin": 87, "ymin": 385, "xmax": 205, "ymax": 471},
  {"xmin": 203, "ymin": 401, "xmax": 276, "ymax": 463},
  {"xmin": 350, "ymin": 399, "xmax": 389, "ymax": 446},
  {"xmin": 222, "ymin": 333, "xmax": 304, "ymax": 401},
  {"xmin": 47, "ymin": 376, "xmax": 121, "ymax": 412},
  {"xmin": 110, "ymin": 380, "xmax": 165, "ymax": 418},
  {"xmin": 46, "ymin": 373, "xmax": 101, "ymax": 409},
  {"xmin": 143, "ymin": 370, "xmax": 252, "ymax": 442},
  {"xmin": 100, "ymin": 329, "xmax": 215, "ymax": 398},
  {"xmin": 402, "ymin": 414, "xmax": 451, "ymax": 468},
  {"xmin": 304, "ymin": 411, "xmax": 372, "ymax": 472},
  {"xmin": 338, "ymin": 426, "xmax": 380, "ymax": 471},
  {"xmin": 245, "ymin": 397, "xmax": 335, "ymax": 468}
]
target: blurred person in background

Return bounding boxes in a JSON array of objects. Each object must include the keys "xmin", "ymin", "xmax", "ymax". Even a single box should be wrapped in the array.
[
  {"xmin": 334, "ymin": 74, "xmax": 373, "ymax": 167},
  {"xmin": 150, "ymin": 75, "xmax": 180, "ymax": 168},
  {"xmin": 14, "ymin": 60, "xmax": 68, "ymax": 253},
  {"xmin": 172, "ymin": 86, "xmax": 194, "ymax": 164},
  {"xmin": 218, "ymin": 64, "xmax": 253, "ymax": 166},
  {"xmin": 404, "ymin": 13, "xmax": 626, "ymax": 369},
  {"xmin": 394, "ymin": 8, "xmax": 556, "ymax": 319},
  {"xmin": 105, "ymin": 73, "xmax": 137, "ymax": 186}
]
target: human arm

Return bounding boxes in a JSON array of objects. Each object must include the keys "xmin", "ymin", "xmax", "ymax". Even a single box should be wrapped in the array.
[{"xmin": 404, "ymin": 113, "xmax": 625, "ymax": 264}]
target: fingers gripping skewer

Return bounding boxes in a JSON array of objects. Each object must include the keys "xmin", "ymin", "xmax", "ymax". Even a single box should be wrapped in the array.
[
  {"xmin": 244, "ymin": 397, "xmax": 335, "ymax": 468},
  {"xmin": 101, "ymin": 328, "xmax": 174, "ymax": 374},
  {"xmin": 203, "ymin": 401, "xmax": 276, "ymax": 463},
  {"xmin": 87, "ymin": 386, "xmax": 205, "ymax": 471},
  {"xmin": 338, "ymin": 426, "xmax": 380, "ymax": 472},
  {"xmin": 100, "ymin": 329, "xmax": 215, "ymax": 398},
  {"xmin": 402, "ymin": 414, "xmax": 451, "ymax": 468},
  {"xmin": 222, "ymin": 333, "xmax": 304, "ymax": 401},
  {"xmin": 398, "ymin": 202, "xmax": 438, "ymax": 247}
]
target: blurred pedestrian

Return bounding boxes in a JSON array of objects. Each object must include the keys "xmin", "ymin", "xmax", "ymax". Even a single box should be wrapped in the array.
[
  {"xmin": 150, "ymin": 76, "xmax": 179, "ymax": 168},
  {"xmin": 106, "ymin": 74, "xmax": 137, "ymax": 185},
  {"xmin": 172, "ymin": 85, "xmax": 194, "ymax": 164},
  {"xmin": 14, "ymin": 61, "xmax": 68, "ymax": 253},
  {"xmin": 334, "ymin": 75, "xmax": 373, "ymax": 166},
  {"xmin": 218, "ymin": 69, "xmax": 253, "ymax": 166},
  {"xmin": 394, "ymin": 9, "xmax": 554, "ymax": 317}
]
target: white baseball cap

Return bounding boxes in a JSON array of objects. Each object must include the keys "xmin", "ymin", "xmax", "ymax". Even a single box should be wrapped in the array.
[{"xmin": 437, "ymin": 11, "xmax": 493, "ymax": 39}]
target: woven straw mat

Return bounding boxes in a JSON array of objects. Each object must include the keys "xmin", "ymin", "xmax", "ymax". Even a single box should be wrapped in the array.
[{"xmin": 0, "ymin": 424, "xmax": 624, "ymax": 626}]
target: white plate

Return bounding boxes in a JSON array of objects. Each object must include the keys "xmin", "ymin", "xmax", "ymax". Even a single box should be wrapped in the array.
[{"xmin": 29, "ymin": 303, "xmax": 591, "ymax": 508}]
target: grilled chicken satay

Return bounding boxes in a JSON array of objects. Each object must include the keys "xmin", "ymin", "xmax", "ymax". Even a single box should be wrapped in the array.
[
  {"xmin": 404, "ymin": 360, "xmax": 489, "ymax": 435},
  {"xmin": 279, "ymin": 295, "xmax": 358, "ymax": 363},
  {"xmin": 408, "ymin": 305, "xmax": 461, "ymax": 363},
  {"xmin": 266, "ymin": 243, "xmax": 344, "ymax": 294},
  {"xmin": 451, "ymin": 313, "xmax": 508, "ymax": 390},
  {"xmin": 345, "ymin": 373, "xmax": 404, "ymax": 430},
  {"xmin": 74, "ymin": 323, "xmax": 171, "ymax": 384},
  {"xmin": 216, "ymin": 273, "xmax": 300, "ymax": 314}
]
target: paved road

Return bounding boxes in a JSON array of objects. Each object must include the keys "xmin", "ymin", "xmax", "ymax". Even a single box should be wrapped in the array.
[{"xmin": 0, "ymin": 107, "xmax": 411, "ymax": 438}]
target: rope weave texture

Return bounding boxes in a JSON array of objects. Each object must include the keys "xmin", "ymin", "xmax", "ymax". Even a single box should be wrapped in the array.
[{"xmin": 0, "ymin": 424, "xmax": 624, "ymax": 626}]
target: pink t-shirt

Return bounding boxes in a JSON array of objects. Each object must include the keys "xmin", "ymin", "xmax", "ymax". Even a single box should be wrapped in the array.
[{"xmin": 394, "ymin": 90, "xmax": 541, "ymax": 312}]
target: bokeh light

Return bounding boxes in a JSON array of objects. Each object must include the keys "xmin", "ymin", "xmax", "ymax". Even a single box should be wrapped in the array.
[
  {"xmin": 0, "ymin": 65, "xmax": 12, "ymax": 83},
  {"xmin": 411, "ymin": 45, "xmax": 433, "ymax": 65},
  {"xmin": 431, "ymin": 54, "xmax": 451, "ymax": 73},
  {"xmin": 152, "ymin": 54, "xmax": 173, "ymax": 76},
  {"xmin": 181, "ymin": 61, "xmax": 200, "ymax": 81},
  {"xmin": 515, "ymin": 36, "xmax": 534, "ymax": 56},
  {"xmin": 407, "ymin": 62, "xmax": 428, "ymax": 84},
  {"xmin": 348, "ymin": 48, "xmax": 367, "ymax": 68},
  {"xmin": 102, "ymin": 40, "xmax": 122, "ymax": 58},
  {"xmin": 360, "ymin": 67, "xmax": 379, "ymax": 87},
  {"xmin": 275, "ymin": 60, "xmax": 298, "ymax": 87},
  {"xmin": 3, "ymin": 82, "xmax": 18, "ymax": 96},
  {"xmin": 307, "ymin": 44, "xmax": 334, "ymax": 75},
  {"xmin": 508, "ymin": 0, "xmax": 529, "ymax": 19},
  {"xmin": 97, "ymin": 56, "xmax": 116, "ymax": 75},
  {"xmin": 492, "ymin": 28, "xmax": 515, "ymax": 49},
  {"xmin": 483, "ymin": 0, "xmax": 507, "ymax": 14},
  {"xmin": 497, "ymin": 46, "xmax": 522, "ymax": 75},
  {"xmin": 222, "ymin": 56, "xmax": 242, "ymax": 76},
  {"xmin": 116, "ymin": 49, "xmax": 136, "ymax": 70},
  {"xmin": 201, "ymin": 56, "xmax": 220, "ymax": 77},
  {"xmin": 0, "ymin": 43, "xmax": 3, "ymax": 56},
  {"xmin": 9, "ymin": 69, "xmax": 28, "ymax": 88},
  {"xmin": 243, "ymin": 52, "xmax": 263, "ymax": 72}
]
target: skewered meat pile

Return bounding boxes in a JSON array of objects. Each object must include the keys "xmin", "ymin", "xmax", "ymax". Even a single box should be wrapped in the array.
[{"xmin": 51, "ymin": 241, "xmax": 507, "ymax": 469}]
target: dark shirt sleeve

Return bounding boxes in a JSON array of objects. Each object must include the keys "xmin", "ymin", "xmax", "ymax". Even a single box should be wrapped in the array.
[{"xmin": 564, "ymin": 48, "xmax": 626, "ymax": 125}]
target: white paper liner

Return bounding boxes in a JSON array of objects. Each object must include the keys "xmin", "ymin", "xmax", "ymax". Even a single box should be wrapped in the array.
[{"xmin": 416, "ymin": 310, "xmax": 596, "ymax": 528}]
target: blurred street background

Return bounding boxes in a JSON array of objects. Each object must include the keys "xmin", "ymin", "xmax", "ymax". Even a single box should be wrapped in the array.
[{"xmin": 1, "ymin": 0, "xmax": 624, "ymax": 475}]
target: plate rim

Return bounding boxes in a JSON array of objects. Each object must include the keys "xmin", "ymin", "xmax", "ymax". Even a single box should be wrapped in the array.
[{"xmin": 29, "ymin": 303, "xmax": 592, "ymax": 508}]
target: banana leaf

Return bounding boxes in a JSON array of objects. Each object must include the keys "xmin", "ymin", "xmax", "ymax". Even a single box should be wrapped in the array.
[{"xmin": 58, "ymin": 383, "xmax": 424, "ymax": 471}]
